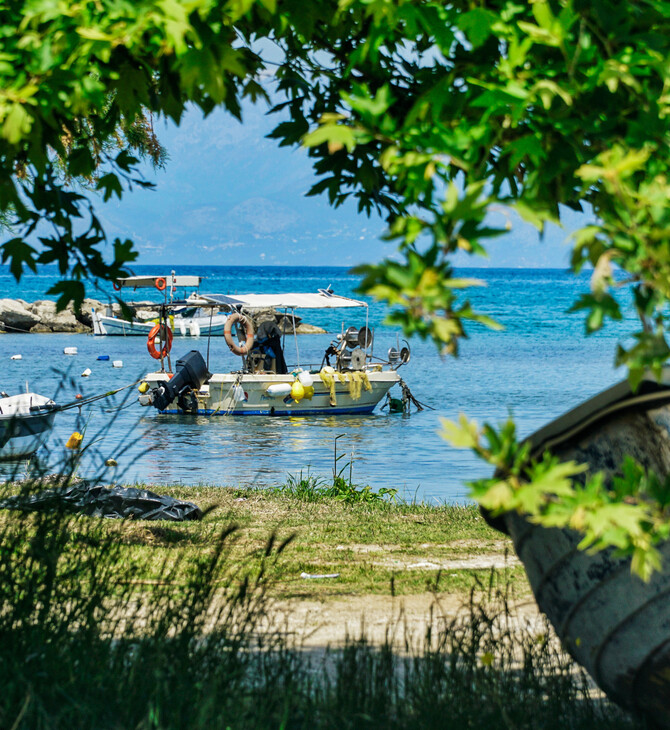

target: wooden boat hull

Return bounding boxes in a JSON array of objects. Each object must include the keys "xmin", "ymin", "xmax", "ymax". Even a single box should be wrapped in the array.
[
  {"xmin": 142, "ymin": 370, "xmax": 399, "ymax": 416},
  {"xmin": 495, "ymin": 401, "xmax": 670, "ymax": 725}
]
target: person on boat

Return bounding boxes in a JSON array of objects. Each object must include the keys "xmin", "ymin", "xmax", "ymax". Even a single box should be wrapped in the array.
[{"xmin": 250, "ymin": 318, "xmax": 288, "ymax": 374}]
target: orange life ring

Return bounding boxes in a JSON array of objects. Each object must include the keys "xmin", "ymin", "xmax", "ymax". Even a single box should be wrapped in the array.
[
  {"xmin": 147, "ymin": 323, "xmax": 173, "ymax": 360},
  {"xmin": 224, "ymin": 313, "xmax": 255, "ymax": 356},
  {"xmin": 113, "ymin": 281, "xmax": 122, "ymax": 291},
  {"xmin": 155, "ymin": 277, "xmax": 167, "ymax": 291}
]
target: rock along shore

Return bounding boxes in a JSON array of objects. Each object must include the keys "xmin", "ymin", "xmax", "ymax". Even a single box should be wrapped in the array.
[
  {"xmin": 0, "ymin": 298, "xmax": 105, "ymax": 333},
  {"xmin": 0, "ymin": 299, "xmax": 326, "ymax": 335}
]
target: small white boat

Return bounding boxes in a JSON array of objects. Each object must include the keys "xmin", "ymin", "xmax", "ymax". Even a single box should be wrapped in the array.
[
  {"xmin": 139, "ymin": 290, "xmax": 410, "ymax": 417},
  {"xmin": 92, "ymin": 309, "xmax": 228, "ymax": 337},
  {"xmin": 91, "ymin": 273, "xmax": 228, "ymax": 337},
  {"xmin": 0, "ymin": 392, "xmax": 58, "ymax": 459}
]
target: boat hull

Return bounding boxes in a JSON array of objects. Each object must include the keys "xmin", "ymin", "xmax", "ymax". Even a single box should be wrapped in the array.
[
  {"xmin": 495, "ymin": 402, "xmax": 670, "ymax": 725},
  {"xmin": 92, "ymin": 311, "xmax": 227, "ymax": 337},
  {"xmin": 0, "ymin": 394, "xmax": 57, "ymax": 460},
  {"xmin": 142, "ymin": 370, "xmax": 399, "ymax": 416}
]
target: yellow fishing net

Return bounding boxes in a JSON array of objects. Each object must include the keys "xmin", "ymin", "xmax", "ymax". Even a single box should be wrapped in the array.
[{"xmin": 319, "ymin": 368, "xmax": 372, "ymax": 405}]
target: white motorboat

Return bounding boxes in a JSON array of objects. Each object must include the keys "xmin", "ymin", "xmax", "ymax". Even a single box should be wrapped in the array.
[
  {"xmin": 0, "ymin": 392, "xmax": 58, "ymax": 459},
  {"xmin": 138, "ymin": 289, "xmax": 410, "ymax": 417},
  {"xmin": 91, "ymin": 273, "xmax": 228, "ymax": 337}
]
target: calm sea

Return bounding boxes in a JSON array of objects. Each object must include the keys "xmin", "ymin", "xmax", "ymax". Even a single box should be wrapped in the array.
[{"xmin": 0, "ymin": 265, "xmax": 633, "ymax": 502}]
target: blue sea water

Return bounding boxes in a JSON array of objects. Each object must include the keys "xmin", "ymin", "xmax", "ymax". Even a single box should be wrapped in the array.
[{"xmin": 0, "ymin": 265, "xmax": 634, "ymax": 502}]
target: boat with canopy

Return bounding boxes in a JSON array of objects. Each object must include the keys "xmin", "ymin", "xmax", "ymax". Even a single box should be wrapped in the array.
[
  {"xmin": 91, "ymin": 273, "xmax": 229, "ymax": 337},
  {"xmin": 138, "ymin": 288, "xmax": 411, "ymax": 416}
]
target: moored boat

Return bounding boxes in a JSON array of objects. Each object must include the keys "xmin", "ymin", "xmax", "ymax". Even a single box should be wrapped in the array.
[
  {"xmin": 0, "ymin": 391, "xmax": 58, "ymax": 459},
  {"xmin": 138, "ymin": 289, "xmax": 411, "ymax": 416},
  {"xmin": 91, "ymin": 273, "xmax": 228, "ymax": 337}
]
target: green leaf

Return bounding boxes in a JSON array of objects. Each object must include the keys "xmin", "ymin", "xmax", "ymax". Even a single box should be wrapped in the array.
[
  {"xmin": 2, "ymin": 104, "xmax": 32, "ymax": 145},
  {"xmin": 303, "ymin": 124, "xmax": 356, "ymax": 153},
  {"xmin": 457, "ymin": 8, "xmax": 498, "ymax": 48},
  {"xmin": 440, "ymin": 415, "xmax": 479, "ymax": 449}
]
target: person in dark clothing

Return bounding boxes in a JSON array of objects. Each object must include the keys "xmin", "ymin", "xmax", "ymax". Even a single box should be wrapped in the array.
[{"xmin": 250, "ymin": 318, "xmax": 288, "ymax": 374}]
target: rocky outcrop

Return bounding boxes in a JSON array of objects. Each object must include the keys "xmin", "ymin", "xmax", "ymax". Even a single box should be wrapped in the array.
[
  {"xmin": 0, "ymin": 298, "xmax": 40, "ymax": 331},
  {"xmin": 0, "ymin": 298, "xmax": 98, "ymax": 333},
  {"xmin": 246, "ymin": 307, "xmax": 326, "ymax": 335},
  {"xmin": 29, "ymin": 300, "xmax": 89, "ymax": 333},
  {"xmin": 0, "ymin": 298, "xmax": 327, "ymax": 335}
]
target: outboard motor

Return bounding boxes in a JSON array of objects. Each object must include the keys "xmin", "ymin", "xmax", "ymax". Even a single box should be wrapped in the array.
[{"xmin": 142, "ymin": 351, "xmax": 211, "ymax": 413}]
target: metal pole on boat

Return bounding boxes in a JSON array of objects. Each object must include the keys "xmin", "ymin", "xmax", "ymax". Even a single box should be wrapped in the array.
[
  {"xmin": 206, "ymin": 306, "xmax": 214, "ymax": 369},
  {"xmin": 292, "ymin": 307, "xmax": 300, "ymax": 368}
]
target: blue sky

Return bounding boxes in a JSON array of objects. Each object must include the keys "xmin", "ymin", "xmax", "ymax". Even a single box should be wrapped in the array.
[{"xmin": 99, "ymin": 101, "xmax": 585, "ymax": 269}]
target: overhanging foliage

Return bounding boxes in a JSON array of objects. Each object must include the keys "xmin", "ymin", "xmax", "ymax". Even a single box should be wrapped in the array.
[{"xmin": 4, "ymin": 0, "xmax": 670, "ymax": 573}]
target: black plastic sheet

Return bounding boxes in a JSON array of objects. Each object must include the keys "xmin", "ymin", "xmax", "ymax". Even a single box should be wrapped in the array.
[{"xmin": 0, "ymin": 481, "xmax": 202, "ymax": 521}]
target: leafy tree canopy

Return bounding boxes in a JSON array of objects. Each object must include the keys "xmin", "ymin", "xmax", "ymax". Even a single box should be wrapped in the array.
[
  {"xmin": 2, "ymin": 0, "xmax": 668, "ymax": 360},
  {"xmin": 4, "ymin": 0, "xmax": 670, "ymax": 572}
]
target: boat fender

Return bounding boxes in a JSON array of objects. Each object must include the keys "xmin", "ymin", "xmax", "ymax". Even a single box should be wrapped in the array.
[
  {"xmin": 291, "ymin": 380, "xmax": 305, "ymax": 403},
  {"xmin": 147, "ymin": 323, "xmax": 173, "ymax": 360},
  {"xmin": 81, "ymin": 368, "xmax": 92, "ymax": 377},
  {"xmin": 155, "ymin": 277, "xmax": 167, "ymax": 291},
  {"xmin": 138, "ymin": 381, "xmax": 150, "ymax": 394},
  {"xmin": 297, "ymin": 371, "xmax": 313, "ymax": 387},
  {"xmin": 224, "ymin": 313, "xmax": 255, "ymax": 356},
  {"xmin": 266, "ymin": 383, "xmax": 292, "ymax": 398}
]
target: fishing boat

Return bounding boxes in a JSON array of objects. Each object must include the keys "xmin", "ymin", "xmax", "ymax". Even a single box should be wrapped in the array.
[
  {"xmin": 138, "ymin": 289, "xmax": 411, "ymax": 416},
  {"xmin": 0, "ymin": 391, "xmax": 58, "ymax": 459},
  {"xmin": 91, "ymin": 273, "xmax": 228, "ymax": 337}
]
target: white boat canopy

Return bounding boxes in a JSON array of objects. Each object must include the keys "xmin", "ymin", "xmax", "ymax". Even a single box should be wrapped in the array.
[
  {"xmin": 114, "ymin": 274, "xmax": 202, "ymax": 289},
  {"xmin": 199, "ymin": 290, "xmax": 368, "ymax": 310}
]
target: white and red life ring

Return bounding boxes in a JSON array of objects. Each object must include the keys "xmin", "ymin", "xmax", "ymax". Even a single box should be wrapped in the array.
[{"xmin": 224, "ymin": 313, "xmax": 255, "ymax": 356}]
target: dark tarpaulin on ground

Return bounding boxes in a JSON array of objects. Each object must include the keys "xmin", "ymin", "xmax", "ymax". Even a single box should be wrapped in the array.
[{"xmin": 0, "ymin": 481, "xmax": 202, "ymax": 521}]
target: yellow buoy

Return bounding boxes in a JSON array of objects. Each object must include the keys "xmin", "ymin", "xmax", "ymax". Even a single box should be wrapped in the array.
[
  {"xmin": 65, "ymin": 432, "xmax": 83, "ymax": 450},
  {"xmin": 291, "ymin": 380, "xmax": 305, "ymax": 403},
  {"xmin": 138, "ymin": 381, "xmax": 150, "ymax": 394}
]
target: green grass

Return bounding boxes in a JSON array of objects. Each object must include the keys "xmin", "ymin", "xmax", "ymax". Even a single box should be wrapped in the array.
[
  {"xmin": 270, "ymin": 469, "xmax": 399, "ymax": 504},
  {"xmin": 114, "ymin": 482, "xmax": 525, "ymax": 598},
  {"xmin": 0, "ymin": 475, "xmax": 649, "ymax": 729}
]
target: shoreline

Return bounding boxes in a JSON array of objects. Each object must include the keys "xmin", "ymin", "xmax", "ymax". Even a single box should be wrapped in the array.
[{"xmin": 0, "ymin": 298, "xmax": 326, "ymax": 335}]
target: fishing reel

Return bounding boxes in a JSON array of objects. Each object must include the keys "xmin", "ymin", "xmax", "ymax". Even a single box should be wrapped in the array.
[
  {"xmin": 323, "ymin": 326, "xmax": 373, "ymax": 371},
  {"xmin": 387, "ymin": 340, "xmax": 411, "ymax": 370}
]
